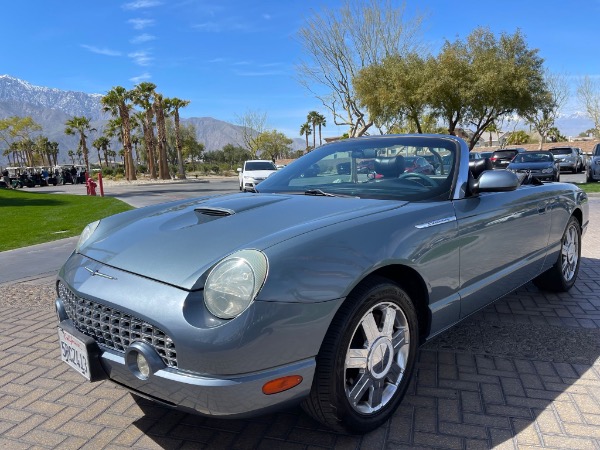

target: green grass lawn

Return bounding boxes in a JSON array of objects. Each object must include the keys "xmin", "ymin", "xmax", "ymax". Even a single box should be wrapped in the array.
[
  {"xmin": 576, "ymin": 182, "xmax": 600, "ymax": 193},
  {"xmin": 0, "ymin": 189, "xmax": 133, "ymax": 252}
]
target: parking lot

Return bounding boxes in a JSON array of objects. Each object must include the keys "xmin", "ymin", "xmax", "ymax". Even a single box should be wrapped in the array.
[{"xmin": 0, "ymin": 188, "xmax": 599, "ymax": 449}]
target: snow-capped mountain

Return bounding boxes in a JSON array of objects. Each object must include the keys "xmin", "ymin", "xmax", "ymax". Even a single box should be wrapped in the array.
[
  {"xmin": 555, "ymin": 110, "xmax": 594, "ymax": 138},
  {"xmin": 0, "ymin": 75, "xmax": 305, "ymax": 165},
  {"xmin": 0, "ymin": 75, "xmax": 105, "ymax": 121}
]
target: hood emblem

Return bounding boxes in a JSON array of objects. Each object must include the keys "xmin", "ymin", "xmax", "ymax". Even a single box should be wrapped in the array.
[{"xmin": 84, "ymin": 266, "xmax": 117, "ymax": 280}]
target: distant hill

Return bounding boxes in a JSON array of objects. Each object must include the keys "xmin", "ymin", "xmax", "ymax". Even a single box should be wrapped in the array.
[{"xmin": 0, "ymin": 75, "xmax": 304, "ymax": 165}]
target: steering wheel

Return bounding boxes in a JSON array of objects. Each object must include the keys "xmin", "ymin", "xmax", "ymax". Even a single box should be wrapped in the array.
[{"xmin": 398, "ymin": 172, "xmax": 437, "ymax": 187}]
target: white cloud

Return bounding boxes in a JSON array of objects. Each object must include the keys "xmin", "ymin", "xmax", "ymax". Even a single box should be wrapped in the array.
[
  {"xmin": 262, "ymin": 14, "xmax": 271, "ymax": 20},
  {"xmin": 130, "ymin": 33, "xmax": 156, "ymax": 44},
  {"xmin": 192, "ymin": 17, "xmax": 253, "ymax": 33},
  {"xmin": 130, "ymin": 73, "xmax": 152, "ymax": 83},
  {"xmin": 123, "ymin": 0, "xmax": 162, "ymax": 10},
  {"xmin": 128, "ymin": 51, "xmax": 153, "ymax": 66},
  {"xmin": 80, "ymin": 45, "xmax": 121, "ymax": 57},
  {"xmin": 193, "ymin": 22, "xmax": 222, "ymax": 33},
  {"xmin": 128, "ymin": 18, "xmax": 155, "ymax": 30}
]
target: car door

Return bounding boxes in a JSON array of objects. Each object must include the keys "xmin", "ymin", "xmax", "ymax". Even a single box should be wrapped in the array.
[{"xmin": 453, "ymin": 187, "xmax": 552, "ymax": 318}]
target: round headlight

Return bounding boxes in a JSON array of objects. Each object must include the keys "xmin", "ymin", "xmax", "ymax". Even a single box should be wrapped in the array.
[
  {"xmin": 75, "ymin": 220, "xmax": 100, "ymax": 253},
  {"xmin": 204, "ymin": 250, "xmax": 268, "ymax": 319}
]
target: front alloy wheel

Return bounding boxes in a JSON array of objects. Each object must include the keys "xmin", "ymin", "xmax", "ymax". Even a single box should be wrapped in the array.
[
  {"xmin": 302, "ymin": 276, "xmax": 418, "ymax": 434},
  {"xmin": 344, "ymin": 302, "xmax": 410, "ymax": 414}
]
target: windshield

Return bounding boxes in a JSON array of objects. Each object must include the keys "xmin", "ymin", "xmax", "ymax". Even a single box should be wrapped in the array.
[
  {"xmin": 550, "ymin": 148, "xmax": 572, "ymax": 155},
  {"xmin": 245, "ymin": 161, "xmax": 276, "ymax": 171},
  {"xmin": 513, "ymin": 152, "xmax": 553, "ymax": 163},
  {"xmin": 256, "ymin": 135, "xmax": 458, "ymax": 201}
]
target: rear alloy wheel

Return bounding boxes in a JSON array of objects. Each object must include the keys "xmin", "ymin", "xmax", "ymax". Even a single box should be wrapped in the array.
[
  {"xmin": 533, "ymin": 216, "xmax": 581, "ymax": 292},
  {"xmin": 302, "ymin": 277, "xmax": 418, "ymax": 434}
]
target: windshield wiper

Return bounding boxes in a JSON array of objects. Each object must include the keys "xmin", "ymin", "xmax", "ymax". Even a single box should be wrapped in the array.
[{"xmin": 304, "ymin": 189, "xmax": 337, "ymax": 197}]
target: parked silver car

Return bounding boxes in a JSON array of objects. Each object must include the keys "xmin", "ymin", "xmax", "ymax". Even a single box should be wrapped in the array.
[
  {"xmin": 587, "ymin": 143, "xmax": 600, "ymax": 182},
  {"xmin": 549, "ymin": 146, "xmax": 584, "ymax": 173},
  {"xmin": 56, "ymin": 134, "xmax": 588, "ymax": 434}
]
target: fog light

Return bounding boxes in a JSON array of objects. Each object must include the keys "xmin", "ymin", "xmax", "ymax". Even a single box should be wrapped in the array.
[
  {"xmin": 137, "ymin": 353, "xmax": 150, "ymax": 378},
  {"xmin": 125, "ymin": 341, "xmax": 166, "ymax": 380}
]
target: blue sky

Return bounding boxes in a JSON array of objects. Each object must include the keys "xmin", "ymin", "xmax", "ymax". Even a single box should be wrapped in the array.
[{"xmin": 1, "ymin": 0, "xmax": 599, "ymax": 139}]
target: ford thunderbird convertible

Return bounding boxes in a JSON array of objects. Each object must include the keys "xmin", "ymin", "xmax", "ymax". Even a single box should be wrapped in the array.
[{"xmin": 56, "ymin": 134, "xmax": 588, "ymax": 433}]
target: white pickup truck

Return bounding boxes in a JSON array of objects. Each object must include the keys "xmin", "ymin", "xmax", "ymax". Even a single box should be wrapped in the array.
[{"xmin": 237, "ymin": 160, "xmax": 277, "ymax": 192}]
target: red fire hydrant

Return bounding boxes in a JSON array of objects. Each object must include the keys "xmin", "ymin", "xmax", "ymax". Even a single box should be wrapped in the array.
[{"xmin": 86, "ymin": 177, "xmax": 97, "ymax": 196}]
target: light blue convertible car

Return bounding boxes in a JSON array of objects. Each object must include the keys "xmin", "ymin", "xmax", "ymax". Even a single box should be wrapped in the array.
[{"xmin": 56, "ymin": 135, "xmax": 588, "ymax": 433}]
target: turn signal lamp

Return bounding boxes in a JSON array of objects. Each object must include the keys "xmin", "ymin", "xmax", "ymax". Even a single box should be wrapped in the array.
[{"xmin": 262, "ymin": 375, "xmax": 303, "ymax": 395}]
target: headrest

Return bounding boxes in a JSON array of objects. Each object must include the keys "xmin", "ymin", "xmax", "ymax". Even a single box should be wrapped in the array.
[
  {"xmin": 374, "ymin": 155, "xmax": 405, "ymax": 177},
  {"xmin": 469, "ymin": 157, "xmax": 493, "ymax": 179}
]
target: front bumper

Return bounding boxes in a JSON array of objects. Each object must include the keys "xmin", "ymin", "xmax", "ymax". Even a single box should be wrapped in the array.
[
  {"xmin": 56, "ymin": 253, "xmax": 341, "ymax": 417},
  {"xmin": 57, "ymin": 316, "xmax": 314, "ymax": 417},
  {"xmin": 557, "ymin": 161, "xmax": 576, "ymax": 170},
  {"xmin": 243, "ymin": 178, "xmax": 267, "ymax": 190},
  {"xmin": 511, "ymin": 170, "xmax": 556, "ymax": 181}
]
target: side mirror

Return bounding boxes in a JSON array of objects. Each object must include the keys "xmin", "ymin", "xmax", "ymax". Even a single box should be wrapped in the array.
[
  {"xmin": 471, "ymin": 170, "xmax": 519, "ymax": 195},
  {"xmin": 236, "ymin": 168, "xmax": 242, "ymax": 173}
]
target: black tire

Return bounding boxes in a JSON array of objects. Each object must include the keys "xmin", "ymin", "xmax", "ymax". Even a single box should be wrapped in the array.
[
  {"xmin": 302, "ymin": 276, "xmax": 418, "ymax": 434},
  {"xmin": 587, "ymin": 171, "xmax": 593, "ymax": 183},
  {"xmin": 533, "ymin": 216, "xmax": 581, "ymax": 292}
]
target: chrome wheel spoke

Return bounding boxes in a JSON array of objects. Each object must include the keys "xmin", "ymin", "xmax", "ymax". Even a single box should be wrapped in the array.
[
  {"xmin": 392, "ymin": 328, "xmax": 407, "ymax": 351},
  {"xmin": 387, "ymin": 362, "xmax": 403, "ymax": 384},
  {"xmin": 346, "ymin": 349, "xmax": 369, "ymax": 369},
  {"xmin": 369, "ymin": 379, "xmax": 384, "ymax": 408},
  {"xmin": 348, "ymin": 372, "xmax": 372, "ymax": 407},
  {"xmin": 361, "ymin": 312, "xmax": 380, "ymax": 345},
  {"xmin": 381, "ymin": 306, "xmax": 396, "ymax": 338}
]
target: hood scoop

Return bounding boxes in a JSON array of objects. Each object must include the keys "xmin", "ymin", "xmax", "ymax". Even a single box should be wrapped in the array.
[{"xmin": 195, "ymin": 207, "xmax": 234, "ymax": 217}]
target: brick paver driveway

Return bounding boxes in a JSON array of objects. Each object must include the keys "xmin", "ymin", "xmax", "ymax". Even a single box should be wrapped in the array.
[{"xmin": 1, "ymin": 199, "xmax": 599, "ymax": 449}]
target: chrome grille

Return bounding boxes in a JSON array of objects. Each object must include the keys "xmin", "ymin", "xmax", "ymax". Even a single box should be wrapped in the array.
[{"xmin": 58, "ymin": 282, "xmax": 177, "ymax": 368}]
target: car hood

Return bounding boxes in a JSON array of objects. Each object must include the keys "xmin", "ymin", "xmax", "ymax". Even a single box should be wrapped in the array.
[
  {"xmin": 79, "ymin": 193, "xmax": 407, "ymax": 290},
  {"xmin": 507, "ymin": 162, "xmax": 553, "ymax": 170},
  {"xmin": 242, "ymin": 170, "xmax": 276, "ymax": 178}
]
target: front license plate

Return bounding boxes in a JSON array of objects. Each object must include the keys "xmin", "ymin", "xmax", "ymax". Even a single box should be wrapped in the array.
[{"xmin": 58, "ymin": 327, "xmax": 91, "ymax": 380}]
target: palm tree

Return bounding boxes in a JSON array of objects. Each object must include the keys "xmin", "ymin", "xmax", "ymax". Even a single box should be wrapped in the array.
[
  {"xmin": 101, "ymin": 87, "xmax": 136, "ymax": 180},
  {"xmin": 49, "ymin": 141, "xmax": 59, "ymax": 166},
  {"xmin": 167, "ymin": 97, "xmax": 190, "ymax": 179},
  {"xmin": 131, "ymin": 82, "xmax": 158, "ymax": 178},
  {"xmin": 65, "ymin": 116, "xmax": 94, "ymax": 175},
  {"xmin": 153, "ymin": 93, "xmax": 171, "ymax": 180},
  {"xmin": 315, "ymin": 113, "xmax": 326, "ymax": 146},
  {"xmin": 300, "ymin": 122, "xmax": 312, "ymax": 153},
  {"xmin": 307, "ymin": 111, "xmax": 321, "ymax": 150},
  {"xmin": 68, "ymin": 150, "xmax": 75, "ymax": 165},
  {"xmin": 93, "ymin": 136, "xmax": 110, "ymax": 169}
]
